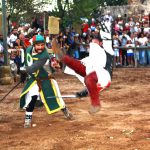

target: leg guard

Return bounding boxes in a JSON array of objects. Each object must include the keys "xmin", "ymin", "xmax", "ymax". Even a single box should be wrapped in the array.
[
  {"xmin": 24, "ymin": 112, "xmax": 32, "ymax": 128},
  {"xmin": 62, "ymin": 55, "xmax": 86, "ymax": 77},
  {"xmin": 84, "ymin": 72, "xmax": 100, "ymax": 106},
  {"xmin": 24, "ymin": 95, "xmax": 37, "ymax": 128}
]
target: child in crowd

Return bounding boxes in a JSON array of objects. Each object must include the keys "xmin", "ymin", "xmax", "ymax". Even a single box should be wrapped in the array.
[
  {"xmin": 113, "ymin": 33, "xmax": 120, "ymax": 66},
  {"xmin": 126, "ymin": 40, "xmax": 135, "ymax": 67}
]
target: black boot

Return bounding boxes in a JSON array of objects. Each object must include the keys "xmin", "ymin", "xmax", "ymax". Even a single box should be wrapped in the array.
[
  {"xmin": 76, "ymin": 88, "xmax": 88, "ymax": 98},
  {"xmin": 61, "ymin": 107, "xmax": 74, "ymax": 120}
]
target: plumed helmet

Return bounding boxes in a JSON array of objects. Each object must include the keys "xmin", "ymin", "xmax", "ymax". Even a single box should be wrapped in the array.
[{"xmin": 32, "ymin": 35, "xmax": 45, "ymax": 45}]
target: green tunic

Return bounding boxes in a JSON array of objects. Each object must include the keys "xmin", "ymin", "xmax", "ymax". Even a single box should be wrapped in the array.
[{"xmin": 20, "ymin": 46, "xmax": 63, "ymax": 114}]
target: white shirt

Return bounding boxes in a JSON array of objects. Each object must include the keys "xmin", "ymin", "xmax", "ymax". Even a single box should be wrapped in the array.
[
  {"xmin": 143, "ymin": 27, "xmax": 150, "ymax": 34},
  {"xmin": 9, "ymin": 34, "xmax": 17, "ymax": 43},
  {"xmin": 0, "ymin": 43, "xmax": 4, "ymax": 53},
  {"xmin": 138, "ymin": 37, "xmax": 148, "ymax": 46}
]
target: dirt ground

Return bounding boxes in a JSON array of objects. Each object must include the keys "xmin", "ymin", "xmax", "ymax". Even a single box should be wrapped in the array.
[{"xmin": 0, "ymin": 68, "xmax": 150, "ymax": 150}]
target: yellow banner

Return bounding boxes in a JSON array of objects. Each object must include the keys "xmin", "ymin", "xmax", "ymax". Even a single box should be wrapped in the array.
[{"xmin": 48, "ymin": 16, "xmax": 60, "ymax": 34}]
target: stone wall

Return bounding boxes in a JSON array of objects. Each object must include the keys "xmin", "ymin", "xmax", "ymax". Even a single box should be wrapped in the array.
[
  {"xmin": 102, "ymin": 4, "xmax": 150, "ymax": 19},
  {"xmin": 128, "ymin": 0, "xmax": 150, "ymax": 5}
]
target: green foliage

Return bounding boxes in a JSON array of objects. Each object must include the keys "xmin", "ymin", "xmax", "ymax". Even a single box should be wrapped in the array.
[
  {"xmin": 71, "ymin": 0, "xmax": 101, "ymax": 18},
  {"xmin": 49, "ymin": 0, "xmax": 128, "ymax": 29},
  {"xmin": 71, "ymin": 0, "xmax": 128, "ymax": 18},
  {"xmin": 6, "ymin": 0, "xmax": 51, "ymax": 22},
  {"xmin": 2, "ymin": 0, "xmax": 128, "ymax": 28}
]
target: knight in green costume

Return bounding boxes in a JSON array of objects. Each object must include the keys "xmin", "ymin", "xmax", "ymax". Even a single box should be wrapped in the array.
[{"xmin": 20, "ymin": 34, "xmax": 73, "ymax": 128}]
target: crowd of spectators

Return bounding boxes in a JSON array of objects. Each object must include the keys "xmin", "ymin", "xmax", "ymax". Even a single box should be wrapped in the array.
[
  {"xmin": 0, "ymin": 11, "xmax": 150, "ymax": 79},
  {"xmin": 112, "ymin": 11, "xmax": 150, "ymax": 67}
]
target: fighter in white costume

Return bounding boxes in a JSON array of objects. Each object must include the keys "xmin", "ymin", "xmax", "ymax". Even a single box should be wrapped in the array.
[{"xmin": 52, "ymin": 23, "xmax": 114, "ymax": 114}]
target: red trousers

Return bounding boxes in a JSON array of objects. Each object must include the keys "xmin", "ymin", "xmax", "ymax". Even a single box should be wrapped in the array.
[{"xmin": 62, "ymin": 55, "xmax": 101, "ymax": 106}]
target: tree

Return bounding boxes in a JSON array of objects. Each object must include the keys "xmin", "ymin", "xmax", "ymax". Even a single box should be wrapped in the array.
[
  {"xmin": 67, "ymin": 0, "xmax": 128, "ymax": 24},
  {"xmin": 6, "ymin": 0, "xmax": 51, "ymax": 22}
]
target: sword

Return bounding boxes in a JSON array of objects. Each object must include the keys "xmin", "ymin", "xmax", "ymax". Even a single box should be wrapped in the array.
[
  {"xmin": 0, "ymin": 81, "xmax": 21, "ymax": 102},
  {"xmin": 47, "ymin": 94, "xmax": 77, "ymax": 99}
]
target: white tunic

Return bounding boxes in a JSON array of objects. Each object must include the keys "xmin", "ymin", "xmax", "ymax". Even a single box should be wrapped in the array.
[
  {"xmin": 86, "ymin": 43, "xmax": 111, "ymax": 87},
  {"xmin": 64, "ymin": 43, "xmax": 111, "ymax": 88}
]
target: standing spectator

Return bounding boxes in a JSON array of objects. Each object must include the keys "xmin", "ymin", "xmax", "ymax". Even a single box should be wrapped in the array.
[
  {"xmin": 119, "ymin": 30, "xmax": 130, "ymax": 66},
  {"xmin": 143, "ymin": 23, "xmax": 150, "ymax": 35},
  {"xmin": 104, "ymin": 10, "xmax": 113, "ymax": 23},
  {"xmin": 31, "ymin": 17, "xmax": 39, "ymax": 29},
  {"xmin": 79, "ymin": 38, "xmax": 88, "ymax": 59},
  {"xmin": 81, "ymin": 19, "xmax": 89, "ymax": 36},
  {"xmin": 67, "ymin": 32, "xmax": 75, "ymax": 57},
  {"xmin": 138, "ymin": 33, "xmax": 148, "ymax": 65},
  {"xmin": 126, "ymin": 39, "xmax": 135, "ymax": 67},
  {"xmin": 105, "ymin": 18, "xmax": 112, "ymax": 33},
  {"xmin": 146, "ymin": 36, "xmax": 150, "ymax": 65},
  {"xmin": 114, "ymin": 21, "xmax": 122, "ymax": 35},
  {"xmin": 9, "ymin": 29, "xmax": 18, "ymax": 48},
  {"xmin": 143, "ymin": 12, "xmax": 149, "ymax": 25},
  {"xmin": 116, "ymin": 14, "xmax": 124, "ymax": 31},
  {"xmin": 113, "ymin": 33, "xmax": 120, "ymax": 66},
  {"xmin": 134, "ymin": 22, "xmax": 141, "ymax": 33},
  {"xmin": 128, "ymin": 17, "xmax": 135, "ymax": 34},
  {"xmin": 123, "ymin": 23, "xmax": 130, "ymax": 34},
  {"xmin": 44, "ymin": 30, "xmax": 51, "ymax": 49},
  {"xmin": 133, "ymin": 32, "xmax": 140, "ymax": 64},
  {"xmin": 73, "ymin": 34, "xmax": 80, "ymax": 59},
  {"xmin": 90, "ymin": 18, "xmax": 97, "ymax": 31}
]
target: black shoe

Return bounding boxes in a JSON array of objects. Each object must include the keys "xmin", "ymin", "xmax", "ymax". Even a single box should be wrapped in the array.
[
  {"xmin": 76, "ymin": 88, "xmax": 88, "ymax": 98},
  {"xmin": 61, "ymin": 107, "xmax": 74, "ymax": 120}
]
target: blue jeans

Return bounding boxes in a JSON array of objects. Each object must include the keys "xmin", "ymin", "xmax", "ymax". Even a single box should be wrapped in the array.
[
  {"xmin": 147, "ymin": 50, "xmax": 150, "ymax": 64},
  {"xmin": 139, "ymin": 50, "xmax": 147, "ymax": 65},
  {"xmin": 73, "ymin": 50, "xmax": 79, "ymax": 59}
]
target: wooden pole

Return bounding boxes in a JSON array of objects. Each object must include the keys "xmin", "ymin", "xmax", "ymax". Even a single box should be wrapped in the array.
[{"xmin": 2, "ymin": 0, "xmax": 8, "ymax": 65}]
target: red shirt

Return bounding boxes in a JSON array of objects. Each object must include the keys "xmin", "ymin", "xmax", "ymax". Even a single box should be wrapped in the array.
[{"xmin": 82, "ymin": 23, "xmax": 89, "ymax": 33}]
